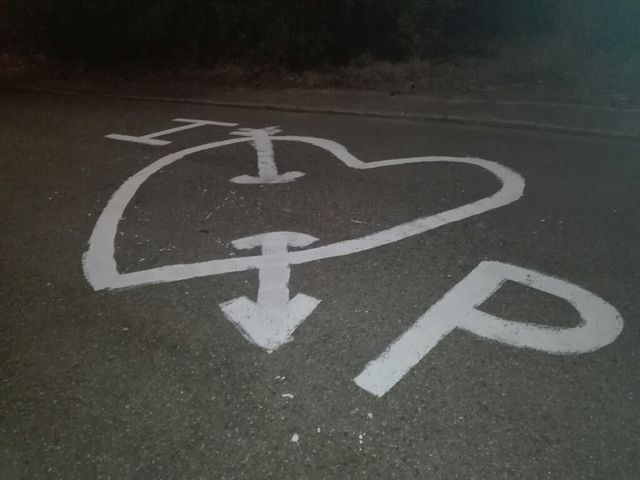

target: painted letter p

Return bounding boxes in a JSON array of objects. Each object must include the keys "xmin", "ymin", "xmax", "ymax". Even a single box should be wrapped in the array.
[{"xmin": 355, "ymin": 261, "xmax": 623, "ymax": 397}]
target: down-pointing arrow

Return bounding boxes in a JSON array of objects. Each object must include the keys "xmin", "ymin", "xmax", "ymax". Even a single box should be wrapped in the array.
[
  {"xmin": 229, "ymin": 127, "xmax": 306, "ymax": 184},
  {"xmin": 219, "ymin": 232, "xmax": 321, "ymax": 352}
]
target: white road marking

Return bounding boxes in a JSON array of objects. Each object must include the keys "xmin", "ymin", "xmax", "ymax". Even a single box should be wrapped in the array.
[
  {"xmin": 354, "ymin": 261, "xmax": 624, "ymax": 397},
  {"xmin": 84, "ymin": 135, "xmax": 525, "ymax": 291},
  {"xmin": 105, "ymin": 118, "xmax": 238, "ymax": 146},
  {"xmin": 90, "ymin": 121, "xmax": 626, "ymax": 399},
  {"xmin": 230, "ymin": 127, "xmax": 305, "ymax": 184},
  {"xmin": 219, "ymin": 232, "xmax": 321, "ymax": 351}
]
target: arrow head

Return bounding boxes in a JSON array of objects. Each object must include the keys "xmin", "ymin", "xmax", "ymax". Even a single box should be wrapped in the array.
[{"xmin": 220, "ymin": 294, "xmax": 321, "ymax": 352}]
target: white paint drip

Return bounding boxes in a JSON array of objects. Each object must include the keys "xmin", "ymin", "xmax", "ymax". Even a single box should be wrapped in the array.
[
  {"xmin": 83, "ymin": 134, "xmax": 525, "ymax": 291},
  {"xmin": 354, "ymin": 261, "xmax": 624, "ymax": 397},
  {"xmin": 219, "ymin": 232, "xmax": 321, "ymax": 351},
  {"xmin": 230, "ymin": 127, "xmax": 305, "ymax": 184},
  {"xmin": 290, "ymin": 433, "xmax": 300, "ymax": 444},
  {"xmin": 105, "ymin": 118, "xmax": 238, "ymax": 146},
  {"xmin": 281, "ymin": 393, "xmax": 294, "ymax": 399}
]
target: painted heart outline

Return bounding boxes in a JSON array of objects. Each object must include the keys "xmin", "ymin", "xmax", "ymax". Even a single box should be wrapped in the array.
[{"xmin": 83, "ymin": 134, "xmax": 525, "ymax": 291}]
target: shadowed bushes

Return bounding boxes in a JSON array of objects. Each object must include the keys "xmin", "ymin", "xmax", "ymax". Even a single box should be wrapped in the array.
[
  {"xmin": 4, "ymin": 0, "xmax": 639, "ymax": 68},
  {"xmin": 5, "ymin": 0, "xmax": 405, "ymax": 66}
]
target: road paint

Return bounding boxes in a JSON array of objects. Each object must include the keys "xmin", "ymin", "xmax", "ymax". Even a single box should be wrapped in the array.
[
  {"xmin": 230, "ymin": 127, "xmax": 305, "ymax": 184},
  {"xmin": 105, "ymin": 118, "xmax": 238, "ymax": 145},
  {"xmin": 219, "ymin": 232, "xmax": 321, "ymax": 351},
  {"xmin": 354, "ymin": 261, "xmax": 624, "ymax": 397},
  {"xmin": 87, "ymin": 119, "xmax": 626, "ymax": 398},
  {"xmin": 84, "ymin": 133, "xmax": 525, "ymax": 291}
]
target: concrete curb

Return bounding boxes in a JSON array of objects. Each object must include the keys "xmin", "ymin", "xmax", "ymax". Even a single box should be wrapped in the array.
[{"xmin": 3, "ymin": 83, "xmax": 639, "ymax": 140}]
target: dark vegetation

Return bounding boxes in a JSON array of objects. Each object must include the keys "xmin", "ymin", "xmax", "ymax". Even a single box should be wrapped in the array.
[{"xmin": 3, "ymin": 0, "xmax": 638, "ymax": 69}]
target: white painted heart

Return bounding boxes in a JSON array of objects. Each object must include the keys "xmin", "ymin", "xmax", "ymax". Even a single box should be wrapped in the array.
[{"xmin": 83, "ymin": 135, "xmax": 525, "ymax": 290}]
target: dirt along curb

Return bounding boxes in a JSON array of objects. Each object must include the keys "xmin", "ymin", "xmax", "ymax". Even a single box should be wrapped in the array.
[{"xmin": 2, "ymin": 82, "xmax": 639, "ymax": 139}]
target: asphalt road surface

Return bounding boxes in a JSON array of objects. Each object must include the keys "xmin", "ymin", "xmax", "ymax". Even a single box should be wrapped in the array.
[{"xmin": 1, "ymin": 92, "xmax": 639, "ymax": 480}]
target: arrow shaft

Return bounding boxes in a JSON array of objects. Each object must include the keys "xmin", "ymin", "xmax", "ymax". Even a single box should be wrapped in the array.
[
  {"xmin": 257, "ymin": 263, "xmax": 291, "ymax": 309},
  {"xmin": 256, "ymin": 238, "xmax": 291, "ymax": 308},
  {"xmin": 251, "ymin": 130, "xmax": 279, "ymax": 180}
]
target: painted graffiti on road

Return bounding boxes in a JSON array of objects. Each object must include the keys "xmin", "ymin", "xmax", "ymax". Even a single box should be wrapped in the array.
[
  {"xmin": 355, "ymin": 261, "xmax": 623, "ymax": 397},
  {"xmin": 86, "ymin": 118, "xmax": 624, "ymax": 397},
  {"xmin": 106, "ymin": 118, "xmax": 238, "ymax": 145}
]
